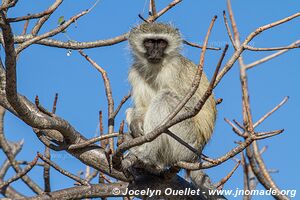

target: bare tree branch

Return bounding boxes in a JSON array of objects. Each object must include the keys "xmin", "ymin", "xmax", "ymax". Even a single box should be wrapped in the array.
[
  {"xmin": 16, "ymin": 8, "xmax": 90, "ymax": 53},
  {"xmin": 226, "ymin": 1, "xmax": 291, "ymax": 199},
  {"xmin": 0, "ymin": 106, "xmax": 43, "ymax": 194},
  {"xmin": 147, "ymin": 0, "xmax": 182, "ymax": 23},
  {"xmin": 0, "ymin": 17, "xmax": 127, "ymax": 181},
  {"xmin": 176, "ymin": 130, "xmax": 282, "ymax": 170},
  {"xmin": 149, "ymin": 0, "xmax": 157, "ymax": 17},
  {"xmin": 0, "ymin": 0, "xmax": 18, "ymax": 11},
  {"xmin": 68, "ymin": 133, "xmax": 120, "ymax": 150},
  {"xmin": 7, "ymin": 0, "xmax": 62, "ymax": 23},
  {"xmin": 222, "ymin": 11, "xmax": 236, "ymax": 50},
  {"xmin": 240, "ymin": 152, "xmax": 250, "ymax": 200},
  {"xmin": 37, "ymin": 153, "xmax": 90, "ymax": 186},
  {"xmin": 6, "ymin": 33, "xmax": 128, "ymax": 49},
  {"xmin": 246, "ymin": 40, "xmax": 300, "ymax": 69},
  {"xmin": 244, "ymin": 43, "xmax": 300, "ymax": 51},
  {"xmin": 253, "ymin": 97, "xmax": 289, "ymax": 128},
  {"xmin": 215, "ymin": 10, "xmax": 300, "ymax": 87},
  {"xmin": 183, "ymin": 40, "xmax": 221, "ymax": 50},
  {"xmin": 79, "ymin": 50, "xmax": 115, "ymax": 154},
  {"xmin": 0, "ymin": 1, "xmax": 298, "ymax": 199},
  {"xmin": 0, "ymin": 156, "xmax": 38, "ymax": 190},
  {"xmin": 0, "ymin": 141, "xmax": 25, "ymax": 199},
  {"xmin": 215, "ymin": 160, "xmax": 241, "ymax": 189},
  {"xmin": 31, "ymin": 0, "xmax": 63, "ymax": 35},
  {"xmin": 113, "ymin": 93, "xmax": 131, "ymax": 118}
]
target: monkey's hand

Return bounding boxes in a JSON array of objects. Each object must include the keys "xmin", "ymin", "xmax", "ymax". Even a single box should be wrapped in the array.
[
  {"xmin": 129, "ymin": 118, "xmax": 144, "ymax": 138},
  {"xmin": 126, "ymin": 108, "xmax": 145, "ymax": 138}
]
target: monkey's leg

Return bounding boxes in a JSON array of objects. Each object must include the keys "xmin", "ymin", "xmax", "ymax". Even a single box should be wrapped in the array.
[
  {"xmin": 124, "ymin": 91, "xmax": 199, "ymax": 174},
  {"xmin": 144, "ymin": 90, "xmax": 200, "ymax": 167},
  {"xmin": 135, "ymin": 90, "xmax": 198, "ymax": 169},
  {"xmin": 190, "ymin": 169, "xmax": 227, "ymax": 199}
]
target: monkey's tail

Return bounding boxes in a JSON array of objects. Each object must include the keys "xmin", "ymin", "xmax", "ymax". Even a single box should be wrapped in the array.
[{"xmin": 189, "ymin": 169, "xmax": 227, "ymax": 200}]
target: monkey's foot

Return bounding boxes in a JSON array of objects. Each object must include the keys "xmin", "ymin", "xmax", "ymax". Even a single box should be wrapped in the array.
[
  {"xmin": 120, "ymin": 154, "xmax": 138, "ymax": 178},
  {"xmin": 162, "ymin": 166, "xmax": 181, "ymax": 179}
]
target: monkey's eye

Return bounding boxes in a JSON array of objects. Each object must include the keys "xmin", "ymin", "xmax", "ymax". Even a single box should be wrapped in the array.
[
  {"xmin": 157, "ymin": 39, "xmax": 168, "ymax": 49},
  {"xmin": 143, "ymin": 39, "xmax": 155, "ymax": 48}
]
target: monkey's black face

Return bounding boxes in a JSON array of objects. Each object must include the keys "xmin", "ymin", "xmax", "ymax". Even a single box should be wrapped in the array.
[{"xmin": 143, "ymin": 39, "xmax": 168, "ymax": 64}]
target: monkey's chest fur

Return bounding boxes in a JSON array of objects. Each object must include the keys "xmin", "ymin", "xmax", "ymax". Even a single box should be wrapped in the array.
[{"xmin": 127, "ymin": 57, "xmax": 216, "ymax": 170}]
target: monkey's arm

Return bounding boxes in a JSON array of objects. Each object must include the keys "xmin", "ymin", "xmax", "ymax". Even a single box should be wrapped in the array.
[{"xmin": 126, "ymin": 107, "xmax": 145, "ymax": 138}]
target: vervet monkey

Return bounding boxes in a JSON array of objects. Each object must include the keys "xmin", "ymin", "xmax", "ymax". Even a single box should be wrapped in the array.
[{"xmin": 126, "ymin": 23, "xmax": 216, "ymax": 180}]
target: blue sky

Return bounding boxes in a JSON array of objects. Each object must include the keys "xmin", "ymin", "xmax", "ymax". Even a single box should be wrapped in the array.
[{"xmin": 1, "ymin": 1, "xmax": 299, "ymax": 199}]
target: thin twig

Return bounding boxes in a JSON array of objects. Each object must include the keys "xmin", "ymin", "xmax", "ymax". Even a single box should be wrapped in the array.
[
  {"xmin": 32, "ymin": 0, "xmax": 98, "ymax": 35},
  {"xmin": 21, "ymin": 20, "xmax": 29, "ymax": 35},
  {"xmin": 215, "ymin": 10, "xmax": 300, "ymax": 88},
  {"xmin": 85, "ymin": 165, "xmax": 90, "ymax": 185},
  {"xmin": 183, "ymin": 40, "xmax": 221, "ymax": 50},
  {"xmin": 85, "ymin": 169, "xmax": 98, "ymax": 182},
  {"xmin": 138, "ymin": 14, "xmax": 148, "ymax": 23},
  {"xmin": 224, "ymin": 118, "xmax": 244, "ymax": 137},
  {"xmin": 37, "ymin": 152, "xmax": 89, "ymax": 186},
  {"xmin": 78, "ymin": 50, "xmax": 115, "ymax": 153},
  {"xmin": 240, "ymin": 152, "xmax": 250, "ymax": 200},
  {"xmin": 222, "ymin": 11, "xmax": 236, "ymax": 50},
  {"xmin": 16, "ymin": 8, "xmax": 91, "ymax": 53},
  {"xmin": 7, "ymin": 33, "xmax": 128, "ymax": 49},
  {"xmin": 0, "ymin": 107, "xmax": 43, "ymax": 194},
  {"xmin": 8, "ymin": 0, "xmax": 62, "ymax": 22},
  {"xmin": 0, "ymin": 156, "xmax": 38, "ymax": 190},
  {"xmin": 0, "ymin": 0, "xmax": 18, "ymax": 11},
  {"xmin": 0, "ymin": 143, "xmax": 25, "ymax": 199},
  {"xmin": 166, "ymin": 129, "xmax": 201, "ymax": 157},
  {"xmin": 199, "ymin": 156, "xmax": 216, "ymax": 165},
  {"xmin": 228, "ymin": 0, "xmax": 254, "ymax": 136},
  {"xmin": 259, "ymin": 145, "xmax": 268, "ymax": 155},
  {"xmin": 68, "ymin": 133, "xmax": 119, "ymax": 150},
  {"xmin": 149, "ymin": 0, "xmax": 157, "ymax": 16},
  {"xmin": 227, "ymin": 1, "xmax": 289, "ymax": 199},
  {"xmin": 99, "ymin": 110, "xmax": 108, "ymax": 148},
  {"xmin": 43, "ymin": 93, "xmax": 59, "ymax": 192},
  {"xmin": 52, "ymin": 93, "xmax": 58, "ymax": 114},
  {"xmin": 99, "ymin": 173, "xmax": 112, "ymax": 183},
  {"xmin": 117, "ymin": 120, "xmax": 125, "ymax": 147},
  {"xmin": 254, "ymin": 97, "xmax": 289, "ymax": 128},
  {"xmin": 0, "ymin": 142, "xmax": 23, "ymax": 179},
  {"xmin": 0, "ymin": 11, "xmax": 128, "ymax": 182},
  {"xmin": 31, "ymin": 0, "xmax": 63, "ymax": 35},
  {"xmin": 176, "ymin": 129, "xmax": 283, "ymax": 170},
  {"xmin": 17, "ymin": 160, "xmax": 45, "ymax": 167},
  {"xmin": 255, "ymin": 129, "xmax": 284, "ymax": 140},
  {"xmin": 43, "ymin": 146, "xmax": 51, "ymax": 192},
  {"xmin": 233, "ymin": 119, "xmax": 245, "ymax": 131},
  {"xmin": 113, "ymin": 93, "xmax": 131, "ymax": 118},
  {"xmin": 34, "ymin": 95, "xmax": 54, "ymax": 117},
  {"xmin": 215, "ymin": 160, "xmax": 241, "ymax": 189},
  {"xmin": 244, "ymin": 44, "xmax": 300, "ymax": 51},
  {"xmin": 147, "ymin": 0, "xmax": 182, "ymax": 23},
  {"xmin": 246, "ymin": 40, "xmax": 300, "ymax": 69}
]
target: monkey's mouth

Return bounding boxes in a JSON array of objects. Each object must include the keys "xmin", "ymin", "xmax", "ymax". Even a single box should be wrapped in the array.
[{"xmin": 148, "ymin": 57, "xmax": 162, "ymax": 64}]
